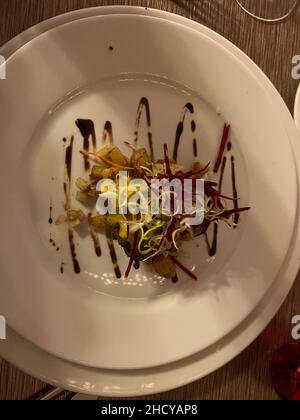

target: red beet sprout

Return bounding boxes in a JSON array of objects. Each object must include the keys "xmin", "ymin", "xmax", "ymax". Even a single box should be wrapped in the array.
[
  {"xmin": 214, "ymin": 124, "xmax": 230, "ymax": 173},
  {"xmin": 124, "ymin": 231, "xmax": 139, "ymax": 278},
  {"xmin": 170, "ymin": 257, "xmax": 198, "ymax": 281}
]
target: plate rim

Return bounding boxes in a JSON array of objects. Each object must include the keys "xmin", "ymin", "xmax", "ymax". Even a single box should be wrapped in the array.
[{"xmin": 0, "ymin": 5, "xmax": 300, "ymax": 396}]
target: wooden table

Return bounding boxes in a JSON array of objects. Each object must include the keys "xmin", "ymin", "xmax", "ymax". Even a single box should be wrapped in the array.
[{"xmin": 0, "ymin": 0, "xmax": 300, "ymax": 400}]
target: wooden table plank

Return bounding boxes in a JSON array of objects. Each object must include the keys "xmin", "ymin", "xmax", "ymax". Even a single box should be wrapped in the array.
[{"xmin": 0, "ymin": 0, "xmax": 300, "ymax": 400}]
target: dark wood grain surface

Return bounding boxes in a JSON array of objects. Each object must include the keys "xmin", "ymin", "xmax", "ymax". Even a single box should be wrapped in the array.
[{"xmin": 0, "ymin": 0, "xmax": 300, "ymax": 400}]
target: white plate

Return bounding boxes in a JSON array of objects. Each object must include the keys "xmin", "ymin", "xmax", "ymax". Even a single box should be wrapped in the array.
[
  {"xmin": 1, "ymin": 12, "xmax": 297, "ymax": 370},
  {"xmin": 294, "ymin": 83, "xmax": 300, "ymax": 132},
  {"xmin": 0, "ymin": 6, "xmax": 300, "ymax": 396},
  {"xmin": 0, "ymin": 7, "xmax": 298, "ymax": 370}
]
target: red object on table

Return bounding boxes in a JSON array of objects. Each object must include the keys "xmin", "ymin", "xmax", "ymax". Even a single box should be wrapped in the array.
[{"xmin": 271, "ymin": 342, "xmax": 300, "ymax": 400}]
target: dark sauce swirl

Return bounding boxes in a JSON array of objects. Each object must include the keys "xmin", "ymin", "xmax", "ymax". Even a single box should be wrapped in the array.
[
  {"xmin": 173, "ymin": 102, "xmax": 194, "ymax": 162},
  {"xmin": 64, "ymin": 136, "xmax": 81, "ymax": 274},
  {"xmin": 76, "ymin": 119, "xmax": 96, "ymax": 171},
  {"xmin": 134, "ymin": 97, "xmax": 154, "ymax": 162},
  {"xmin": 106, "ymin": 228, "xmax": 122, "ymax": 279},
  {"xmin": 102, "ymin": 121, "xmax": 114, "ymax": 144}
]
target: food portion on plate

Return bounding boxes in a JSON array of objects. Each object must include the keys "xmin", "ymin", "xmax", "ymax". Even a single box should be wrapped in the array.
[{"xmin": 56, "ymin": 113, "xmax": 250, "ymax": 281}]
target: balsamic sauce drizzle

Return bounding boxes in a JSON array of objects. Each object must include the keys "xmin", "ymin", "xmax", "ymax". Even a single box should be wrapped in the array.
[
  {"xmin": 68, "ymin": 229, "xmax": 81, "ymax": 274},
  {"xmin": 75, "ymin": 119, "xmax": 96, "ymax": 171},
  {"xmin": 88, "ymin": 213, "xmax": 102, "ymax": 257},
  {"xmin": 64, "ymin": 136, "xmax": 81, "ymax": 274},
  {"xmin": 231, "ymin": 156, "xmax": 239, "ymax": 227},
  {"xmin": 191, "ymin": 117, "xmax": 198, "ymax": 157},
  {"xmin": 173, "ymin": 102, "xmax": 194, "ymax": 162},
  {"xmin": 49, "ymin": 233, "xmax": 55, "ymax": 247},
  {"xmin": 206, "ymin": 156, "xmax": 227, "ymax": 257},
  {"xmin": 65, "ymin": 135, "xmax": 74, "ymax": 210},
  {"xmin": 106, "ymin": 227, "xmax": 122, "ymax": 279},
  {"xmin": 48, "ymin": 199, "xmax": 53, "ymax": 225},
  {"xmin": 49, "ymin": 237, "xmax": 59, "ymax": 252},
  {"xmin": 172, "ymin": 275, "xmax": 179, "ymax": 284},
  {"xmin": 102, "ymin": 121, "xmax": 114, "ymax": 144},
  {"xmin": 193, "ymin": 138, "xmax": 198, "ymax": 158},
  {"xmin": 134, "ymin": 97, "xmax": 154, "ymax": 162},
  {"xmin": 191, "ymin": 120, "xmax": 196, "ymax": 133}
]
